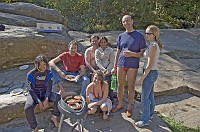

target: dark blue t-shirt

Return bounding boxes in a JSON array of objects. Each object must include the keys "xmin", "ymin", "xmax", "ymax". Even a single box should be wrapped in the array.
[{"xmin": 117, "ymin": 30, "xmax": 146, "ymax": 68}]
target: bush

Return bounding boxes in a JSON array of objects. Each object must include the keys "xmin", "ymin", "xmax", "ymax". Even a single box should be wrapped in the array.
[{"xmin": 1, "ymin": 0, "xmax": 199, "ymax": 32}]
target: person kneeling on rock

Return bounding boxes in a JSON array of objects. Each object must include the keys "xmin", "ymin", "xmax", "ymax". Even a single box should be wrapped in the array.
[{"xmin": 24, "ymin": 54, "xmax": 61, "ymax": 132}]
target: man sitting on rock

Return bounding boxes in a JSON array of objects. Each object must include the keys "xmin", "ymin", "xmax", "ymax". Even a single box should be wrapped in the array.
[
  {"xmin": 24, "ymin": 54, "xmax": 60, "ymax": 132},
  {"xmin": 84, "ymin": 35, "xmax": 99, "ymax": 79},
  {"xmin": 49, "ymin": 40, "xmax": 90, "ymax": 98}
]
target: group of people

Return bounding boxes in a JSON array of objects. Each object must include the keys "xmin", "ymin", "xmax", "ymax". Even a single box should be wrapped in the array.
[{"xmin": 24, "ymin": 14, "xmax": 163, "ymax": 131}]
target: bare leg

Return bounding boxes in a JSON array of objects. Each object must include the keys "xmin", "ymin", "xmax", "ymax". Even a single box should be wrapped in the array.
[
  {"xmin": 51, "ymin": 115, "xmax": 59, "ymax": 128},
  {"xmin": 58, "ymin": 84, "xmax": 65, "ymax": 95},
  {"xmin": 116, "ymin": 67, "xmax": 126, "ymax": 108},
  {"xmin": 100, "ymin": 104, "xmax": 108, "ymax": 120},
  {"xmin": 126, "ymin": 68, "xmax": 138, "ymax": 110},
  {"xmin": 88, "ymin": 106, "xmax": 98, "ymax": 114}
]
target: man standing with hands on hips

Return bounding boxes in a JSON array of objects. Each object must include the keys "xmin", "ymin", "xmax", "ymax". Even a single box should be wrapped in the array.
[{"xmin": 111, "ymin": 15, "xmax": 146, "ymax": 118}]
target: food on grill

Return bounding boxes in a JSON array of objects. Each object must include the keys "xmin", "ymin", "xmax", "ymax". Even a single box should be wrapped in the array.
[
  {"xmin": 63, "ymin": 95, "xmax": 73, "ymax": 102},
  {"xmin": 69, "ymin": 104, "xmax": 76, "ymax": 109},
  {"xmin": 75, "ymin": 103, "xmax": 81, "ymax": 110},
  {"xmin": 74, "ymin": 96, "xmax": 82, "ymax": 100},
  {"xmin": 67, "ymin": 99, "xmax": 80, "ymax": 105},
  {"xmin": 65, "ymin": 75, "xmax": 76, "ymax": 81},
  {"xmin": 64, "ymin": 95, "xmax": 83, "ymax": 110},
  {"xmin": 67, "ymin": 103, "xmax": 81, "ymax": 110}
]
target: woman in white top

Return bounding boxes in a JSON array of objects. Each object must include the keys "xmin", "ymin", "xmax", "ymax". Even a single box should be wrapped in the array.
[
  {"xmin": 95, "ymin": 36, "xmax": 115, "ymax": 101},
  {"xmin": 135, "ymin": 25, "xmax": 163, "ymax": 127}
]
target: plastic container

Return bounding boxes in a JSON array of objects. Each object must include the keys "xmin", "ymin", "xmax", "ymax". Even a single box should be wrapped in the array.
[{"xmin": 111, "ymin": 75, "xmax": 117, "ymax": 90}]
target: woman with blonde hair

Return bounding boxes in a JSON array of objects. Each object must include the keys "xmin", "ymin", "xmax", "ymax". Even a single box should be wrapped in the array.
[
  {"xmin": 86, "ymin": 70, "xmax": 112, "ymax": 120},
  {"xmin": 135, "ymin": 25, "xmax": 163, "ymax": 127}
]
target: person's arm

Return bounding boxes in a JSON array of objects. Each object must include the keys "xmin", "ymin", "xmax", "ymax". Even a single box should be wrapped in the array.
[
  {"xmin": 113, "ymin": 49, "xmax": 119, "ymax": 69},
  {"xmin": 111, "ymin": 49, "xmax": 119, "ymax": 74},
  {"xmin": 139, "ymin": 45, "xmax": 156, "ymax": 85},
  {"xmin": 123, "ymin": 48, "xmax": 145, "ymax": 58},
  {"xmin": 95, "ymin": 49, "xmax": 106, "ymax": 73},
  {"xmin": 75, "ymin": 65, "xmax": 85, "ymax": 81},
  {"xmin": 43, "ymin": 72, "xmax": 53, "ymax": 109},
  {"xmin": 26, "ymin": 74, "xmax": 41, "ymax": 104},
  {"xmin": 124, "ymin": 34, "xmax": 146, "ymax": 58},
  {"xmin": 86, "ymin": 83, "xmax": 93, "ymax": 104},
  {"xmin": 49, "ymin": 56, "xmax": 65, "ymax": 78},
  {"xmin": 106, "ymin": 49, "xmax": 115, "ymax": 73},
  {"xmin": 44, "ymin": 72, "xmax": 53, "ymax": 101},
  {"xmin": 85, "ymin": 49, "xmax": 96, "ymax": 73},
  {"xmin": 79, "ymin": 65, "xmax": 86, "ymax": 77}
]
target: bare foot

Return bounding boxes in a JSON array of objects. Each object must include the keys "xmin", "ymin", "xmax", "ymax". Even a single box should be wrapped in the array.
[
  {"xmin": 87, "ymin": 109, "xmax": 95, "ymax": 115},
  {"xmin": 32, "ymin": 127, "xmax": 39, "ymax": 132},
  {"xmin": 103, "ymin": 111, "xmax": 108, "ymax": 120},
  {"xmin": 51, "ymin": 116, "xmax": 59, "ymax": 128}
]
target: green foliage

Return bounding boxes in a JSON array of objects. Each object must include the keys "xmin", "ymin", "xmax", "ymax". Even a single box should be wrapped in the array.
[
  {"xmin": 157, "ymin": 112, "xmax": 200, "ymax": 132},
  {"xmin": 0, "ymin": 0, "xmax": 199, "ymax": 32}
]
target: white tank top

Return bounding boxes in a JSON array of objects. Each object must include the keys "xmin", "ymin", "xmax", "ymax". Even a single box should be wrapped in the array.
[{"xmin": 143, "ymin": 41, "xmax": 160, "ymax": 70}]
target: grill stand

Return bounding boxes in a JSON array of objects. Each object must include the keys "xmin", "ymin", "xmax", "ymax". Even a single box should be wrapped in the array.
[
  {"xmin": 57, "ymin": 92, "xmax": 87, "ymax": 132},
  {"xmin": 58, "ymin": 114, "xmax": 85, "ymax": 132}
]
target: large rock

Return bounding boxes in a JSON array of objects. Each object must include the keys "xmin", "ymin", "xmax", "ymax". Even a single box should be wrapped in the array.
[
  {"xmin": 0, "ymin": 25, "xmax": 73, "ymax": 69},
  {"xmin": 69, "ymin": 29, "xmax": 200, "ymax": 96},
  {"xmin": 0, "ymin": 12, "xmax": 56, "ymax": 27},
  {"xmin": 0, "ymin": 29, "xmax": 200, "ymax": 130},
  {"xmin": 70, "ymin": 29, "xmax": 200, "ymax": 73},
  {"xmin": 0, "ymin": 2, "xmax": 68, "ymax": 29},
  {"xmin": 0, "ymin": 65, "xmax": 81, "ymax": 124},
  {"xmin": 0, "ymin": 94, "xmax": 26, "ymax": 124}
]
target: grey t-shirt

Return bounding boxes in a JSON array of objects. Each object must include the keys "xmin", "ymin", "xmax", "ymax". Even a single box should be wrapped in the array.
[
  {"xmin": 143, "ymin": 41, "xmax": 160, "ymax": 70},
  {"xmin": 95, "ymin": 46, "xmax": 115, "ymax": 73}
]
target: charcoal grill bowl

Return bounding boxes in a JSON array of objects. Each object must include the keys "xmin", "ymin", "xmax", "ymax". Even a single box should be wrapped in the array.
[{"xmin": 58, "ymin": 92, "xmax": 88, "ymax": 132}]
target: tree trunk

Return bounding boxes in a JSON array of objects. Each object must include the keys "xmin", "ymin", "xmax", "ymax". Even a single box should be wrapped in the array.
[{"xmin": 194, "ymin": 11, "xmax": 200, "ymax": 28}]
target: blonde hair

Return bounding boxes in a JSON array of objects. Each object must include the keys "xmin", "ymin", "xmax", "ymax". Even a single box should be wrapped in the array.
[{"xmin": 147, "ymin": 25, "xmax": 164, "ymax": 49}]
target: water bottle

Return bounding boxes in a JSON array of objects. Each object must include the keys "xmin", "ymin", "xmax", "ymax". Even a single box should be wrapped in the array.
[{"xmin": 111, "ymin": 75, "xmax": 117, "ymax": 90}]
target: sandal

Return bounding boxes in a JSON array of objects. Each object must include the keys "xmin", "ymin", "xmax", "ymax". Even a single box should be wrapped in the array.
[{"xmin": 111, "ymin": 105, "xmax": 124, "ymax": 113}]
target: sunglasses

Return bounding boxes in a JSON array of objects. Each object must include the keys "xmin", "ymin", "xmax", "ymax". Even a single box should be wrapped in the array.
[{"xmin": 145, "ymin": 32, "xmax": 154, "ymax": 35}]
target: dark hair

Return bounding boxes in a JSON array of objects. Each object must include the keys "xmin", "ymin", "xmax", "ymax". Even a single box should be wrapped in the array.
[
  {"xmin": 68, "ymin": 40, "xmax": 78, "ymax": 47},
  {"xmin": 34, "ymin": 54, "xmax": 48, "ymax": 67},
  {"xmin": 99, "ymin": 36, "xmax": 108, "ymax": 43},
  {"xmin": 122, "ymin": 15, "xmax": 134, "ymax": 20},
  {"xmin": 92, "ymin": 70, "xmax": 104, "ymax": 83},
  {"xmin": 90, "ymin": 35, "xmax": 99, "ymax": 42}
]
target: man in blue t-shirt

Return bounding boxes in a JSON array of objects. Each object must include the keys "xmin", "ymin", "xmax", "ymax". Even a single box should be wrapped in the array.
[{"xmin": 111, "ymin": 15, "xmax": 146, "ymax": 118}]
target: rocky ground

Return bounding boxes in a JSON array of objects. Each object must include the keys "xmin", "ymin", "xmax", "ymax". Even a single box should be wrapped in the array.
[
  {"xmin": 0, "ymin": 28, "xmax": 200, "ymax": 132},
  {"xmin": 0, "ymin": 96, "xmax": 171, "ymax": 132},
  {"xmin": 0, "ymin": 2, "xmax": 200, "ymax": 132}
]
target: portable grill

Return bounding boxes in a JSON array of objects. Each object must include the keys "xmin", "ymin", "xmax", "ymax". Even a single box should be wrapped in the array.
[{"xmin": 58, "ymin": 92, "xmax": 88, "ymax": 132}]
